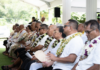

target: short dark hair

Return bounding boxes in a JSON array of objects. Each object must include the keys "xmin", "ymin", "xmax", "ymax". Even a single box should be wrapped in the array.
[
  {"xmin": 36, "ymin": 21, "xmax": 42, "ymax": 24},
  {"xmin": 68, "ymin": 19, "xmax": 78, "ymax": 30},
  {"xmin": 27, "ymin": 25, "xmax": 32, "ymax": 31},
  {"xmin": 32, "ymin": 17, "xmax": 35, "ymax": 19},
  {"xmin": 40, "ymin": 24, "xmax": 48, "ymax": 29},
  {"xmin": 85, "ymin": 20, "xmax": 99, "ymax": 30},
  {"xmin": 15, "ymin": 23, "xmax": 19, "ymax": 27},
  {"xmin": 57, "ymin": 26, "xmax": 66, "ymax": 38}
]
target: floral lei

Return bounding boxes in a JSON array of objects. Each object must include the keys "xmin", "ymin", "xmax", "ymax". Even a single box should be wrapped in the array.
[
  {"xmin": 33, "ymin": 33, "xmax": 47, "ymax": 47},
  {"xmin": 13, "ymin": 32, "xmax": 20, "ymax": 39},
  {"xmin": 56, "ymin": 32, "xmax": 82, "ymax": 57},
  {"xmin": 44, "ymin": 37, "xmax": 54, "ymax": 48},
  {"xmin": 32, "ymin": 32, "xmax": 39, "ymax": 42},
  {"xmin": 81, "ymin": 36, "xmax": 100, "ymax": 59},
  {"xmin": 28, "ymin": 32, "xmax": 36, "ymax": 41},
  {"xmin": 52, "ymin": 39, "xmax": 61, "ymax": 48},
  {"xmin": 18, "ymin": 32, "xmax": 28, "ymax": 42},
  {"xmin": 19, "ymin": 28, "xmax": 26, "ymax": 33}
]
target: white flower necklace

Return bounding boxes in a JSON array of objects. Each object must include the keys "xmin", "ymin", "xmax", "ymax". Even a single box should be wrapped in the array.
[{"xmin": 81, "ymin": 36, "xmax": 100, "ymax": 59}]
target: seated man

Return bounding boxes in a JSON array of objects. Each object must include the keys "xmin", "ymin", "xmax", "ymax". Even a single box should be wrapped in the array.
[
  {"xmin": 72, "ymin": 20, "xmax": 100, "ymax": 70},
  {"xmin": 78, "ymin": 23, "xmax": 87, "ymax": 44},
  {"xmin": 3, "ymin": 24, "xmax": 19, "ymax": 55},
  {"xmin": 1, "ymin": 22, "xmax": 39, "ymax": 70},
  {"xmin": 25, "ymin": 24, "xmax": 49, "ymax": 54},
  {"xmin": 8, "ymin": 24, "xmax": 28, "ymax": 58},
  {"xmin": 20, "ymin": 25, "xmax": 57, "ymax": 70},
  {"xmin": 38, "ymin": 19, "xmax": 84, "ymax": 70},
  {"xmin": 28, "ymin": 21, "xmax": 42, "ymax": 47},
  {"xmin": 29, "ymin": 26, "xmax": 66, "ymax": 70},
  {"xmin": 1, "ymin": 24, "xmax": 49, "ymax": 70}
]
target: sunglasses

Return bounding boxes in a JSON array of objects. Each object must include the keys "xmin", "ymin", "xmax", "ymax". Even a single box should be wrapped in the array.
[
  {"xmin": 85, "ymin": 29, "xmax": 95, "ymax": 34},
  {"xmin": 64, "ymin": 25, "xmax": 70, "ymax": 28}
]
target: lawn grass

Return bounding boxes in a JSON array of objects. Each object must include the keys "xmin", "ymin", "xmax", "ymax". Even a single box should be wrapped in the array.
[{"xmin": 0, "ymin": 48, "xmax": 13, "ymax": 70}]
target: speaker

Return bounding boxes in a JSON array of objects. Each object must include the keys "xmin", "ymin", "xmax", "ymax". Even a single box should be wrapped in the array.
[{"xmin": 54, "ymin": 7, "xmax": 60, "ymax": 17}]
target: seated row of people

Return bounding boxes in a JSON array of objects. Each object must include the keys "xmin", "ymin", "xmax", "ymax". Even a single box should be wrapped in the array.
[{"xmin": 2, "ymin": 19, "xmax": 100, "ymax": 70}]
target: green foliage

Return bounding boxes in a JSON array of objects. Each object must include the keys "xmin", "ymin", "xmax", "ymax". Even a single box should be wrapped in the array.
[
  {"xmin": 40, "ymin": 10, "xmax": 48, "ymax": 21},
  {"xmin": 71, "ymin": 12, "xmax": 86, "ymax": 23},
  {"xmin": 0, "ymin": 0, "xmax": 38, "ymax": 25},
  {"xmin": 0, "ymin": 0, "xmax": 86, "ymax": 32},
  {"xmin": 0, "ymin": 48, "xmax": 13, "ymax": 70},
  {"xmin": 0, "ymin": 0, "xmax": 38, "ymax": 32}
]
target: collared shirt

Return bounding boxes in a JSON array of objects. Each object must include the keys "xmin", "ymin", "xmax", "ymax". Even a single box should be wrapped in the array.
[
  {"xmin": 32, "ymin": 34, "xmax": 49, "ymax": 47},
  {"xmin": 81, "ymin": 32, "xmax": 87, "ymax": 44},
  {"xmin": 44, "ymin": 38, "xmax": 56, "ymax": 54},
  {"xmin": 53, "ymin": 33, "xmax": 84, "ymax": 70},
  {"xmin": 36, "ymin": 35, "xmax": 49, "ymax": 46},
  {"xmin": 44, "ymin": 38, "xmax": 62, "ymax": 56},
  {"xmin": 15, "ymin": 29, "xmax": 27, "ymax": 42},
  {"xmin": 76, "ymin": 36, "xmax": 100, "ymax": 70},
  {"xmin": 8, "ymin": 32, "xmax": 18, "ymax": 43}
]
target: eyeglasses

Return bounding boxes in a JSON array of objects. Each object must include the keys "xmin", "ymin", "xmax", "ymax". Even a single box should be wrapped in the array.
[
  {"xmin": 64, "ymin": 25, "xmax": 70, "ymax": 28},
  {"xmin": 85, "ymin": 29, "xmax": 95, "ymax": 34},
  {"xmin": 39, "ymin": 28, "xmax": 44, "ymax": 31}
]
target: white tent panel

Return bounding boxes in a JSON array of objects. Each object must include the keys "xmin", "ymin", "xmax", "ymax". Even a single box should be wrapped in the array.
[{"xmin": 20, "ymin": 0, "xmax": 100, "ymax": 12}]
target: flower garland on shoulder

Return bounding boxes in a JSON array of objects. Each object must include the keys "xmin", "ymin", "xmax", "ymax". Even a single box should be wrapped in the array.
[
  {"xmin": 13, "ymin": 32, "xmax": 20, "ymax": 39},
  {"xmin": 18, "ymin": 32, "xmax": 28, "ymax": 42},
  {"xmin": 80, "ymin": 37, "xmax": 100, "ymax": 60},
  {"xmin": 56, "ymin": 32, "xmax": 82, "ymax": 57},
  {"xmin": 32, "ymin": 33, "xmax": 47, "ymax": 47},
  {"xmin": 52, "ymin": 39, "xmax": 62, "ymax": 48},
  {"xmin": 44, "ymin": 37, "xmax": 54, "ymax": 48},
  {"xmin": 32, "ymin": 32, "xmax": 39, "ymax": 42},
  {"xmin": 29, "ymin": 31, "xmax": 37, "ymax": 41},
  {"xmin": 19, "ymin": 28, "xmax": 26, "ymax": 33}
]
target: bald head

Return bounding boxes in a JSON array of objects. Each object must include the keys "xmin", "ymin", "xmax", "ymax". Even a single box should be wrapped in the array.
[
  {"xmin": 47, "ymin": 25, "xmax": 57, "ymax": 37},
  {"xmin": 19, "ymin": 25, "xmax": 24, "ymax": 30},
  {"xmin": 78, "ymin": 23, "xmax": 85, "ymax": 32},
  {"xmin": 41, "ymin": 17, "xmax": 45, "ymax": 22},
  {"xmin": 49, "ymin": 25, "xmax": 57, "ymax": 30}
]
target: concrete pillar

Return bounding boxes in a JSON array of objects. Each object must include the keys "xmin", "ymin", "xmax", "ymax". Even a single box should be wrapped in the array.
[
  {"xmin": 48, "ymin": 9, "xmax": 52, "ymax": 25},
  {"xmin": 86, "ymin": 0, "xmax": 97, "ymax": 21},
  {"xmin": 62, "ymin": 0, "xmax": 71, "ymax": 24},
  {"xmin": 37, "ymin": 8, "xmax": 40, "ymax": 21}
]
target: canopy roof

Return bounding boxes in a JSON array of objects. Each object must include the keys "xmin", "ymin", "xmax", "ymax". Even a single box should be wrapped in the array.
[{"xmin": 20, "ymin": 0, "xmax": 100, "ymax": 12}]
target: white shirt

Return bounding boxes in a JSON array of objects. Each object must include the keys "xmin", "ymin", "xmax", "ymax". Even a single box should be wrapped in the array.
[
  {"xmin": 44, "ymin": 39, "xmax": 61, "ymax": 56},
  {"xmin": 7, "ymin": 32, "xmax": 18, "ymax": 48},
  {"xmin": 8, "ymin": 32, "xmax": 17, "ymax": 42},
  {"xmin": 81, "ymin": 32, "xmax": 87, "ymax": 44},
  {"xmin": 16, "ymin": 30, "xmax": 27, "ymax": 42},
  {"xmin": 76, "ymin": 36, "xmax": 100, "ymax": 70},
  {"xmin": 36, "ymin": 35, "xmax": 49, "ymax": 46},
  {"xmin": 44, "ymin": 38, "xmax": 56, "ymax": 54},
  {"xmin": 53, "ymin": 33, "xmax": 84, "ymax": 70}
]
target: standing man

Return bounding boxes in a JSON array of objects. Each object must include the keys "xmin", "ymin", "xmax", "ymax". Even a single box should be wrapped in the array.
[
  {"xmin": 41, "ymin": 17, "xmax": 45, "ymax": 23},
  {"xmin": 29, "ymin": 17, "xmax": 36, "ymax": 24}
]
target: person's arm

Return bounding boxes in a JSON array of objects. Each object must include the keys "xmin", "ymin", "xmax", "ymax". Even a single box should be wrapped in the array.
[
  {"xmin": 31, "ymin": 55, "xmax": 37, "ymax": 60},
  {"xmin": 87, "ymin": 64, "xmax": 100, "ymax": 70},
  {"xmin": 71, "ymin": 63, "xmax": 78, "ymax": 70},
  {"xmin": 48, "ymin": 53, "xmax": 77, "ymax": 63},
  {"xmin": 30, "ymin": 45, "xmax": 44, "ymax": 52}
]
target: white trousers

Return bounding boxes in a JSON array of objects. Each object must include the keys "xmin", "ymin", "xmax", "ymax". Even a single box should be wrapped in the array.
[{"xmin": 29, "ymin": 62, "xmax": 43, "ymax": 70}]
